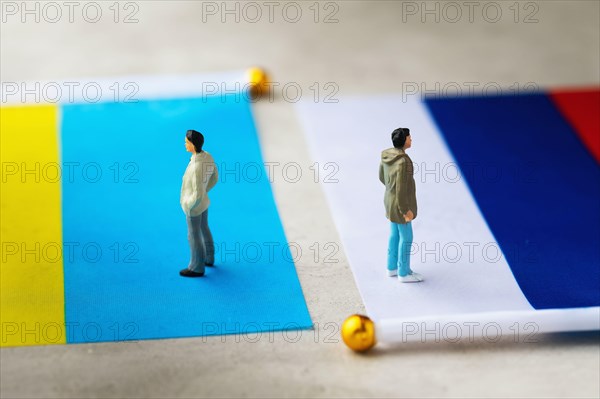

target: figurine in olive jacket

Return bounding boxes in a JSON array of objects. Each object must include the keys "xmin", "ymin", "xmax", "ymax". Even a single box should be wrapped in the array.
[{"xmin": 379, "ymin": 128, "xmax": 423, "ymax": 283}]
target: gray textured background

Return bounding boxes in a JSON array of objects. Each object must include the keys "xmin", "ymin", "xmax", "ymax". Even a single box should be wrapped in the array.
[{"xmin": 1, "ymin": 1, "xmax": 599, "ymax": 398}]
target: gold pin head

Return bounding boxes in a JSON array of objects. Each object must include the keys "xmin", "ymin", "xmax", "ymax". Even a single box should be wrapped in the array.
[
  {"xmin": 247, "ymin": 67, "xmax": 270, "ymax": 100},
  {"xmin": 341, "ymin": 314, "xmax": 376, "ymax": 352}
]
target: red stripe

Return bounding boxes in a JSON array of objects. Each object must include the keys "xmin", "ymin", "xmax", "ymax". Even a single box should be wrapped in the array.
[{"xmin": 550, "ymin": 88, "xmax": 600, "ymax": 164}]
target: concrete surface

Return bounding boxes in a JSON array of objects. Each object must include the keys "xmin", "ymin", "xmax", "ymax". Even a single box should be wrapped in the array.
[{"xmin": 1, "ymin": 1, "xmax": 599, "ymax": 398}]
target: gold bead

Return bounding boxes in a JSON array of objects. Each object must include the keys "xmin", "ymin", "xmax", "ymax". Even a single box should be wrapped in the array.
[
  {"xmin": 247, "ymin": 67, "xmax": 270, "ymax": 99},
  {"xmin": 341, "ymin": 314, "xmax": 376, "ymax": 352}
]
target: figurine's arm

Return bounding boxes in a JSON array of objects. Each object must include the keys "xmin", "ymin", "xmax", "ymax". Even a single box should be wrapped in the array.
[
  {"xmin": 207, "ymin": 162, "xmax": 218, "ymax": 192},
  {"xmin": 186, "ymin": 160, "xmax": 204, "ymax": 214},
  {"xmin": 379, "ymin": 162, "xmax": 385, "ymax": 184},
  {"xmin": 395, "ymin": 158, "xmax": 410, "ymax": 217}
]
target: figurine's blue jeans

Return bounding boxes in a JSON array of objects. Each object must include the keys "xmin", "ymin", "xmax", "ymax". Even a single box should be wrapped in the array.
[
  {"xmin": 186, "ymin": 209, "xmax": 215, "ymax": 273},
  {"xmin": 387, "ymin": 221, "xmax": 413, "ymax": 277}
]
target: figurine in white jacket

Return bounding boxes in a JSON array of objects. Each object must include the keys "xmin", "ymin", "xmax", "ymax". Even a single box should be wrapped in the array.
[{"xmin": 180, "ymin": 129, "xmax": 218, "ymax": 277}]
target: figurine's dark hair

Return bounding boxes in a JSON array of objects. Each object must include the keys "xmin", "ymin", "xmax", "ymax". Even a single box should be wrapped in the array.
[
  {"xmin": 186, "ymin": 129, "xmax": 204, "ymax": 152},
  {"xmin": 391, "ymin": 128, "xmax": 410, "ymax": 149}
]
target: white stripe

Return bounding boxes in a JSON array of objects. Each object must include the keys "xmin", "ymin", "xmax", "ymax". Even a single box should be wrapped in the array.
[
  {"xmin": 1, "ymin": 71, "xmax": 250, "ymax": 105},
  {"xmin": 378, "ymin": 307, "xmax": 600, "ymax": 343},
  {"xmin": 297, "ymin": 95, "xmax": 533, "ymax": 323}
]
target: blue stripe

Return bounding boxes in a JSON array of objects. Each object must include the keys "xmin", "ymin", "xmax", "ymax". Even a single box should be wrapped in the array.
[
  {"xmin": 61, "ymin": 96, "xmax": 312, "ymax": 343},
  {"xmin": 425, "ymin": 94, "xmax": 600, "ymax": 309}
]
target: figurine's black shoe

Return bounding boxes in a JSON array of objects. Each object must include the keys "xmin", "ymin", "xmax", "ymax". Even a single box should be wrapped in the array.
[
  {"xmin": 179, "ymin": 268, "xmax": 205, "ymax": 277},
  {"xmin": 205, "ymin": 262, "xmax": 214, "ymax": 267}
]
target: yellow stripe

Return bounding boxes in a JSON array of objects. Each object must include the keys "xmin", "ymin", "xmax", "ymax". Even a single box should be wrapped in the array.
[{"xmin": 1, "ymin": 105, "xmax": 65, "ymax": 346}]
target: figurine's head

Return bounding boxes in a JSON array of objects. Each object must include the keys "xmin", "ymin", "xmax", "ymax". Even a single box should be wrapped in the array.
[
  {"xmin": 185, "ymin": 129, "xmax": 204, "ymax": 153},
  {"xmin": 392, "ymin": 128, "xmax": 411, "ymax": 150}
]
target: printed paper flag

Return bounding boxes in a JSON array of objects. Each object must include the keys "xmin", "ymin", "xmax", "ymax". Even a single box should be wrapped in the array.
[
  {"xmin": 297, "ymin": 89, "xmax": 599, "ymax": 337},
  {"xmin": 1, "ymin": 74, "xmax": 312, "ymax": 347}
]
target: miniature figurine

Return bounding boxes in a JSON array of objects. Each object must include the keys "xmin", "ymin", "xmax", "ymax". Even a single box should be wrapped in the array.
[
  {"xmin": 379, "ymin": 128, "xmax": 423, "ymax": 283},
  {"xmin": 180, "ymin": 129, "xmax": 218, "ymax": 277}
]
